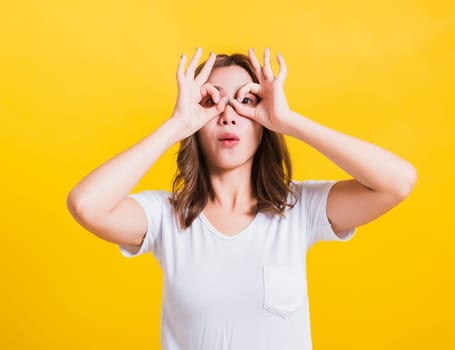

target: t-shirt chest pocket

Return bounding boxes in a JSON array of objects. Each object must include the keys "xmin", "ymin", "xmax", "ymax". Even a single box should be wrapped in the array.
[{"xmin": 263, "ymin": 263, "xmax": 307, "ymax": 319}]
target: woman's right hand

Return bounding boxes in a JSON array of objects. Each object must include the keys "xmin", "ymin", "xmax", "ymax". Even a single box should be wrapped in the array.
[{"xmin": 170, "ymin": 47, "xmax": 227, "ymax": 139}]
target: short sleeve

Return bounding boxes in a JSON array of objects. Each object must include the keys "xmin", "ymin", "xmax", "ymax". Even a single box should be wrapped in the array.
[
  {"xmin": 118, "ymin": 190, "xmax": 166, "ymax": 259},
  {"xmin": 295, "ymin": 180, "xmax": 355, "ymax": 249}
]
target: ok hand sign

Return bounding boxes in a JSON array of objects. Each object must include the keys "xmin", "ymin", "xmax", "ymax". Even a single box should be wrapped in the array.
[
  {"xmin": 230, "ymin": 48, "xmax": 293, "ymax": 135},
  {"xmin": 171, "ymin": 48, "xmax": 227, "ymax": 139}
]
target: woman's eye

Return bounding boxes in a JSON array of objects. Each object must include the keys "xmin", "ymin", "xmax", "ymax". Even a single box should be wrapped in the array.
[
  {"xmin": 241, "ymin": 97, "xmax": 253, "ymax": 104},
  {"xmin": 202, "ymin": 97, "xmax": 215, "ymax": 106}
]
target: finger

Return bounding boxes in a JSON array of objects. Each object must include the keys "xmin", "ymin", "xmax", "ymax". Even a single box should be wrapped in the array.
[
  {"xmin": 262, "ymin": 47, "xmax": 274, "ymax": 81},
  {"xmin": 206, "ymin": 98, "xmax": 227, "ymax": 119},
  {"xmin": 200, "ymin": 83, "xmax": 220, "ymax": 103},
  {"xmin": 186, "ymin": 47, "xmax": 203, "ymax": 78},
  {"xmin": 276, "ymin": 53, "xmax": 287, "ymax": 83},
  {"xmin": 248, "ymin": 48, "xmax": 263, "ymax": 82},
  {"xmin": 195, "ymin": 52, "xmax": 216, "ymax": 85},
  {"xmin": 237, "ymin": 82, "xmax": 261, "ymax": 101},
  {"xmin": 230, "ymin": 99, "xmax": 256, "ymax": 119},
  {"xmin": 177, "ymin": 54, "xmax": 187, "ymax": 84}
]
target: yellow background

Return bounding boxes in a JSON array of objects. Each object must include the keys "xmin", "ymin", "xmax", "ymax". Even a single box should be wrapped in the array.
[{"xmin": 2, "ymin": 0, "xmax": 453, "ymax": 349}]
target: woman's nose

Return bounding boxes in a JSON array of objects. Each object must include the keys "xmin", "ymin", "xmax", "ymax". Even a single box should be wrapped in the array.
[{"xmin": 219, "ymin": 101, "xmax": 237, "ymax": 125}]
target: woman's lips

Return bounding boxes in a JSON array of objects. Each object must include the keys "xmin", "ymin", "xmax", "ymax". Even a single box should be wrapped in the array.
[
  {"xmin": 218, "ymin": 132, "xmax": 239, "ymax": 141},
  {"xmin": 220, "ymin": 139, "xmax": 239, "ymax": 147},
  {"xmin": 218, "ymin": 132, "xmax": 240, "ymax": 148}
]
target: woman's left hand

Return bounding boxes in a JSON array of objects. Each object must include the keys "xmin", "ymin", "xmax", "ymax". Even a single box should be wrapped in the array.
[{"xmin": 230, "ymin": 48, "xmax": 293, "ymax": 134}]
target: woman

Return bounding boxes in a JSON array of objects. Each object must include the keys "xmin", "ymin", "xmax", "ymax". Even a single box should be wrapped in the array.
[{"xmin": 67, "ymin": 47, "xmax": 416, "ymax": 350}]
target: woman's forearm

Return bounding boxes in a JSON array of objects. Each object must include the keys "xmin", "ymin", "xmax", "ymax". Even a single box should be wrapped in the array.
[
  {"xmin": 67, "ymin": 48, "xmax": 224, "ymax": 219},
  {"xmin": 283, "ymin": 111, "xmax": 417, "ymax": 197},
  {"xmin": 67, "ymin": 117, "xmax": 183, "ymax": 216}
]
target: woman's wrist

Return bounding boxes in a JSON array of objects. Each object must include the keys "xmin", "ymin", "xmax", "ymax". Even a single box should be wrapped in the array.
[
  {"xmin": 160, "ymin": 115, "xmax": 191, "ymax": 144},
  {"xmin": 275, "ymin": 110, "xmax": 302, "ymax": 136}
]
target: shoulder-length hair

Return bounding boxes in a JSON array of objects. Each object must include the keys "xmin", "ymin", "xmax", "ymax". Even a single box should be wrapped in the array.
[{"xmin": 170, "ymin": 53, "xmax": 296, "ymax": 229}]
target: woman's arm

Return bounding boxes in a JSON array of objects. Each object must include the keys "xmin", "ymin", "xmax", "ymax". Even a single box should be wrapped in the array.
[
  {"xmin": 282, "ymin": 111, "xmax": 416, "ymax": 237},
  {"xmin": 231, "ymin": 48, "xmax": 417, "ymax": 237},
  {"xmin": 66, "ymin": 118, "xmax": 185, "ymax": 248},
  {"xmin": 67, "ymin": 118, "xmax": 183, "ymax": 216},
  {"xmin": 67, "ymin": 48, "xmax": 226, "ymax": 245}
]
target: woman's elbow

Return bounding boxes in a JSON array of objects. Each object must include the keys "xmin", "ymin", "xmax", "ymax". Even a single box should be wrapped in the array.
[{"xmin": 393, "ymin": 163, "xmax": 418, "ymax": 200}]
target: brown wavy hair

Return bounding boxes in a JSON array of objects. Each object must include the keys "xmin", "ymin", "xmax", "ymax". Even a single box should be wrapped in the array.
[{"xmin": 170, "ymin": 53, "xmax": 297, "ymax": 229}]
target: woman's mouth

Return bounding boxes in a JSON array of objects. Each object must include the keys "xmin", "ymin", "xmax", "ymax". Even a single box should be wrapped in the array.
[{"xmin": 218, "ymin": 132, "xmax": 240, "ymax": 147}]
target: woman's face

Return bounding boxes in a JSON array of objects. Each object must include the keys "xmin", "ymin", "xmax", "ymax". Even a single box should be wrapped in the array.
[{"xmin": 197, "ymin": 65, "xmax": 263, "ymax": 174}]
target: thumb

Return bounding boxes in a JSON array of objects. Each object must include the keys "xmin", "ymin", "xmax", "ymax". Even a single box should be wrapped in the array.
[{"xmin": 206, "ymin": 98, "xmax": 227, "ymax": 119}]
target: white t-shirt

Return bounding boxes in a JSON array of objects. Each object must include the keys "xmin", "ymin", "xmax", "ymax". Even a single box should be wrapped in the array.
[{"xmin": 119, "ymin": 180, "xmax": 355, "ymax": 350}]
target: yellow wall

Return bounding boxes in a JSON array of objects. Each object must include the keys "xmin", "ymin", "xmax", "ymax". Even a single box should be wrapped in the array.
[{"xmin": 2, "ymin": 0, "xmax": 453, "ymax": 348}]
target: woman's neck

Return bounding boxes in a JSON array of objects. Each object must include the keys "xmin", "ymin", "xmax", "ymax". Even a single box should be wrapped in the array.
[{"xmin": 207, "ymin": 166, "xmax": 256, "ymax": 212}]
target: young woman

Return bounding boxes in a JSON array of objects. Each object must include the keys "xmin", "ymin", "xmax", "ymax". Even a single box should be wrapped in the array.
[{"xmin": 67, "ymin": 47, "xmax": 417, "ymax": 350}]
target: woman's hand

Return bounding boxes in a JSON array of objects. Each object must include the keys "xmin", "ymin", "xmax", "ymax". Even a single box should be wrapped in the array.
[
  {"xmin": 230, "ymin": 48, "xmax": 293, "ymax": 135},
  {"xmin": 171, "ymin": 47, "xmax": 227, "ymax": 139}
]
